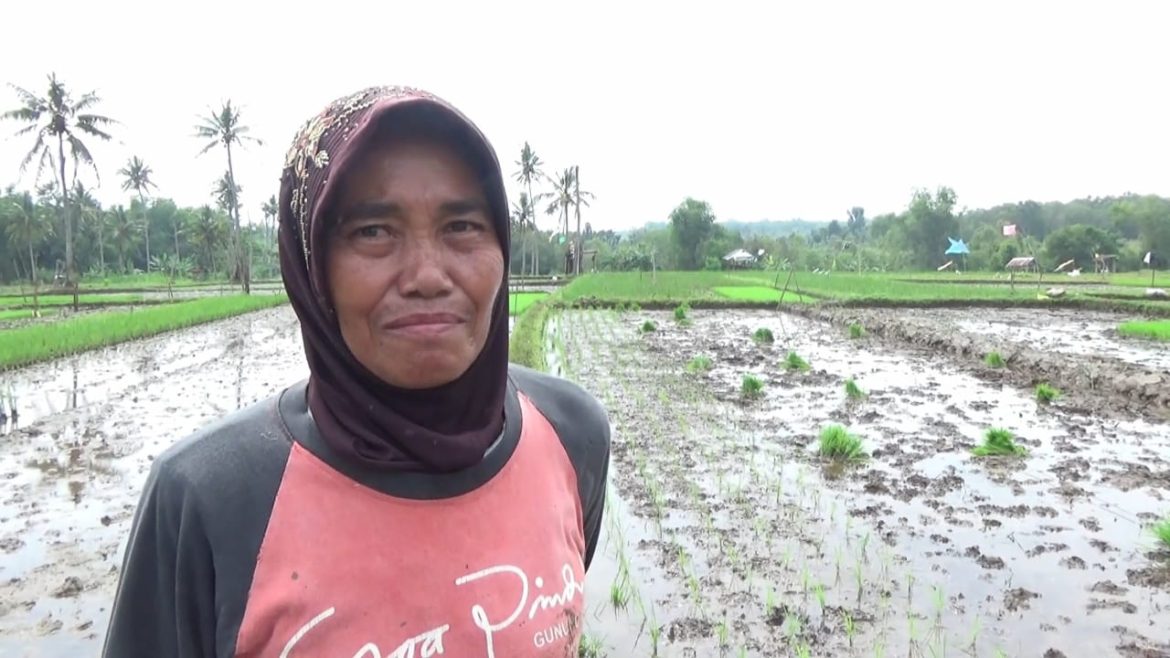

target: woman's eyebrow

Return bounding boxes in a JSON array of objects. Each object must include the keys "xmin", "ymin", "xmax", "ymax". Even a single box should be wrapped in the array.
[
  {"xmin": 438, "ymin": 198, "xmax": 489, "ymax": 217},
  {"xmin": 339, "ymin": 200, "xmax": 404, "ymax": 223},
  {"xmin": 338, "ymin": 198, "xmax": 488, "ymax": 224}
]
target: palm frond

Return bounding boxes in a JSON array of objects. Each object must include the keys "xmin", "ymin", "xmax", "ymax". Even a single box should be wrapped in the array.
[
  {"xmin": 68, "ymin": 134, "xmax": 100, "ymax": 181},
  {"xmin": 17, "ymin": 135, "xmax": 47, "ymax": 172}
]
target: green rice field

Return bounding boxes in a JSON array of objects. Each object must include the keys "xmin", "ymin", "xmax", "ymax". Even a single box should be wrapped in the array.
[
  {"xmin": 0, "ymin": 294, "xmax": 289, "ymax": 369},
  {"xmin": 1118, "ymin": 319, "xmax": 1170, "ymax": 341},
  {"xmin": 508, "ymin": 291, "xmax": 548, "ymax": 316},
  {"xmin": 0, "ymin": 293, "xmax": 146, "ymax": 310}
]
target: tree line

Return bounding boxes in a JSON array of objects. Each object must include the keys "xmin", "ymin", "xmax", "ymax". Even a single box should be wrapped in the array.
[
  {"xmin": 1, "ymin": 74, "xmax": 267, "ymax": 294},
  {"xmin": 1, "ymin": 74, "xmax": 603, "ymax": 289},
  {"xmin": 585, "ymin": 188, "xmax": 1170, "ymax": 274}
]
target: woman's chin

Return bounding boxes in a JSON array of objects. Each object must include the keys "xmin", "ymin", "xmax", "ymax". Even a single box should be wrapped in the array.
[{"xmin": 375, "ymin": 356, "xmax": 469, "ymax": 390}]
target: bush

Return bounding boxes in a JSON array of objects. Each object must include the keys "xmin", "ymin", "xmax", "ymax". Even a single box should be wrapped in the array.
[
  {"xmin": 985, "ymin": 352, "xmax": 1006, "ymax": 368},
  {"xmin": 848, "ymin": 323, "xmax": 865, "ymax": 339},
  {"xmin": 641, "ymin": 320, "xmax": 657, "ymax": 333},
  {"xmin": 784, "ymin": 351, "xmax": 810, "ymax": 371},
  {"xmin": 1035, "ymin": 383, "xmax": 1061, "ymax": 404},
  {"xmin": 972, "ymin": 428, "xmax": 1027, "ymax": 457},
  {"xmin": 741, "ymin": 374, "xmax": 764, "ymax": 399},
  {"xmin": 687, "ymin": 355, "xmax": 714, "ymax": 373},
  {"xmin": 753, "ymin": 327, "xmax": 775, "ymax": 344},
  {"xmin": 844, "ymin": 379, "xmax": 866, "ymax": 400},
  {"xmin": 819, "ymin": 425, "xmax": 867, "ymax": 460}
]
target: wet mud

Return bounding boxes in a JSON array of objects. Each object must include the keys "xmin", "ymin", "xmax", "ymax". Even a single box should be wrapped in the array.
[
  {"xmin": 0, "ymin": 307, "xmax": 307, "ymax": 656},
  {"xmin": 561, "ymin": 309, "xmax": 1170, "ymax": 657},
  {"xmin": 793, "ymin": 306, "xmax": 1170, "ymax": 421}
]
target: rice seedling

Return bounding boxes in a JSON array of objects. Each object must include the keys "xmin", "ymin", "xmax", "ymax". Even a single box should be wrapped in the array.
[
  {"xmin": 687, "ymin": 355, "xmax": 714, "ymax": 373},
  {"xmin": 610, "ymin": 575, "xmax": 631, "ymax": 610},
  {"xmin": 673, "ymin": 303, "xmax": 690, "ymax": 322},
  {"xmin": 795, "ymin": 643, "xmax": 811, "ymax": 658},
  {"xmin": 844, "ymin": 378, "xmax": 867, "ymax": 400},
  {"xmin": 972, "ymin": 428, "xmax": 1027, "ymax": 457},
  {"xmin": 578, "ymin": 633, "xmax": 604, "ymax": 657},
  {"xmin": 687, "ymin": 572, "xmax": 702, "ymax": 607},
  {"xmin": 844, "ymin": 611, "xmax": 857, "ymax": 649},
  {"xmin": 641, "ymin": 320, "xmax": 657, "ymax": 333},
  {"xmin": 814, "ymin": 582, "xmax": 826, "ymax": 610},
  {"xmin": 849, "ymin": 322, "xmax": 865, "ymax": 339},
  {"xmin": 737, "ymin": 646, "xmax": 747, "ymax": 658},
  {"xmin": 1035, "ymin": 382, "xmax": 1061, "ymax": 404},
  {"xmin": 873, "ymin": 642, "xmax": 886, "ymax": 658},
  {"xmin": 984, "ymin": 351, "xmax": 1006, "ymax": 368},
  {"xmin": 752, "ymin": 327, "xmax": 775, "ymax": 344},
  {"xmin": 931, "ymin": 585, "xmax": 945, "ymax": 624},
  {"xmin": 854, "ymin": 560, "xmax": 864, "ymax": 604},
  {"xmin": 741, "ymin": 374, "xmax": 764, "ymax": 399},
  {"xmin": 784, "ymin": 615, "xmax": 803, "ymax": 643},
  {"xmin": 649, "ymin": 617, "xmax": 661, "ymax": 657},
  {"xmin": 819, "ymin": 425, "xmax": 867, "ymax": 461},
  {"xmin": 784, "ymin": 351, "xmax": 811, "ymax": 371},
  {"xmin": 764, "ymin": 583, "xmax": 777, "ymax": 616},
  {"xmin": 1152, "ymin": 516, "xmax": 1170, "ymax": 550},
  {"xmin": 716, "ymin": 618, "xmax": 729, "ymax": 647}
]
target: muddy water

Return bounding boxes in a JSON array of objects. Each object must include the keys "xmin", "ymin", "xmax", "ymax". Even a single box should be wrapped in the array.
[
  {"xmin": 892, "ymin": 307, "xmax": 1170, "ymax": 372},
  {"xmin": 558, "ymin": 309, "xmax": 1170, "ymax": 657},
  {"xmin": 0, "ymin": 307, "xmax": 307, "ymax": 656}
]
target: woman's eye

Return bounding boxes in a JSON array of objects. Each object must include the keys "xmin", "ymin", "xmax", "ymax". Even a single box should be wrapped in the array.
[
  {"xmin": 448, "ymin": 220, "xmax": 485, "ymax": 234},
  {"xmin": 353, "ymin": 225, "xmax": 388, "ymax": 239}
]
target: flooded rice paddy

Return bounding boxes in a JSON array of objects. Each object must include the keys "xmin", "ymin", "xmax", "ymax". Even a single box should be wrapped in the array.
[
  {"xmin": 0, "ymin": 307, "xmax": 307, "ymax": 656},
  {"xmin": 889, "ymin": 308, "xmax": 1170, "ymax": 373},
  {"xmin": 1, "ymin": 304, "xmax": 1167, "ymax": 657},
  {"xmin": 566, "ymin": 309, "xmax": 1169, "ymax": 657}
]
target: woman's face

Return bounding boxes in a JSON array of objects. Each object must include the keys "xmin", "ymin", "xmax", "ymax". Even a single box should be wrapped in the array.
[{"xmin": 327, "ymin": 135, "xmax": 503, "ymax": 389}]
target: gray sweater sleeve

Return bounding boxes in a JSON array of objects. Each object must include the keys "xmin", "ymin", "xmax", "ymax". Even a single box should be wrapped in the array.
[
  {"xmin": 101, "ymin": 458, "xmax": 217, "ymax": 658},
  {"xmin": 508, "ymin": 364, "xmax": 611, "ymax": 571}
]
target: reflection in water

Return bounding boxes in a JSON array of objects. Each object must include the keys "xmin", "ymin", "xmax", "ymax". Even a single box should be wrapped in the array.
[
  {"xmin": 70, "ymin": 358, "xmax": 80, "ymax": 411},
  {"xmin": 0, "ymin": 382, "xmax": 18, "ymax": 435},
  {"xmin": 68, "ymin": 480, "xmax": 85, "ymax": 505}
]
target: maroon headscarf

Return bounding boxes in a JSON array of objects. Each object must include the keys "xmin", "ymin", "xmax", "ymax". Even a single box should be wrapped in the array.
[{"xmin": 277, "ymin": 86, "xmax": 510, "ymax": 472}]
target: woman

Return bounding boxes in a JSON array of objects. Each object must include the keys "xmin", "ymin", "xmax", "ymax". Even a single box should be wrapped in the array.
[{"xmin": 102, "ymin": 86, "xmax": 610, "ymax": 657}]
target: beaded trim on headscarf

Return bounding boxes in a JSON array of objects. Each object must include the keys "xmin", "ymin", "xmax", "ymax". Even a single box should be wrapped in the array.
[{"xmin": 282, "ymin": 85, "xmax": 441, "ymax": 269}]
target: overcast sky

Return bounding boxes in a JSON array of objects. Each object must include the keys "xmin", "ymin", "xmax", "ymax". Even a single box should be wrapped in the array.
[{"xmin": 1, "ymin": 0, "xmax": 1167, "ymax": 231}]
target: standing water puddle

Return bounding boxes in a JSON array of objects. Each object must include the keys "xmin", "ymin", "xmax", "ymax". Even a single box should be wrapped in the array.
[
  {"xmin": 0, "ymin": 307, "xmax": 308, "ymax": 655},
  {"xmin": 559, "ymin": 308, "xmax": 1170, "ymax": 657},
  {"xmin": 893, "ymin": 307, "xmax": 1170, "ymax": 372}
]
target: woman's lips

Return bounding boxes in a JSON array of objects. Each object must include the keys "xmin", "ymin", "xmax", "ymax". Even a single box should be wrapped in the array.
[{"xmin": 382, "ymin": 313, "xmax": 464, "ymax": 338}]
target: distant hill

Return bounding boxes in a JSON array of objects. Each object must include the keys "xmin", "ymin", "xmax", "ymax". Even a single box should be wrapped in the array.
[
  {"xmin": 719, "ymin": 219, "xmax": 828, "ymax": 237},
  {"xmin": 626, "ymin": 218, "xmax": 828, "ymax": 237}
]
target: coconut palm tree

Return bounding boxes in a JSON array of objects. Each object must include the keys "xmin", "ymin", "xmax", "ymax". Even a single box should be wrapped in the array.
[
  {"xmin": 570, "ymin": 165, "xmax": 595, "ymax": 274},
  {"xmin": 511, "ymin": 193, "xmax": 535, "ymax": 276},
  {"xmin": 3, "ymin": 192, "xmax": 53, "ymax": 296},
  {"xmin": 195, "ymin": 100, "xmax": 260, "ymax": 293},
  {"xmin": 2, "ymin": 74, "xmax": 115, "ymax": 301},
  {"xmin": 118, "ymin": 156, "xmax": 157, "ymax": 272},
  {"xmin": 73, "ymin": 181, "xmax": 104, "ymax": 274},
  {"xmin": 214, "ymin": 173, "xmax": 242, "ymax": 215},
  {"xmin": 261, "ymin": 195, "xmax": 278, "ymax": 242},
  {"xmin": 545, "ymin": 168, "xmax": 575, "ymax": 274},
  {"xmin": 188, "ymin": 205, "xmax": 228, "ymax": 277},
  {"xmin": 513, "ymin": 143, "xmax": 546, "ymax": 276},
  {"xmin": 107, "ymin": 205, "xmax": 138, "ymax": 274}
]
